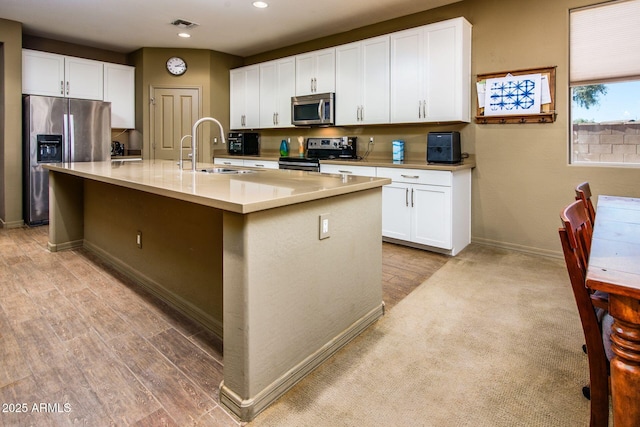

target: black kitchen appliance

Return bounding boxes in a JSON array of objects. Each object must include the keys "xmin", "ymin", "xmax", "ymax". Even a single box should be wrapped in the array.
[
  {"xmin": 228, "ymin": 132, "xmax": 260, "ymax": 155},
  {"xmin": 111, "ymin": 141, "xmax": 125, "ymax": 156},
  {"xmin": 306, "ymin": 136, "xmax": 358, "ymax": 160},
  {"xmin": 427, "ymin": 131, "xmax": 461, "ymax": 164}
]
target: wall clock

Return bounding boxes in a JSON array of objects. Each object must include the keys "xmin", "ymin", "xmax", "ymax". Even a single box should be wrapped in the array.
[{"xmin": 166, "ymin": 56, "xmax": 187, "ymax": 76}]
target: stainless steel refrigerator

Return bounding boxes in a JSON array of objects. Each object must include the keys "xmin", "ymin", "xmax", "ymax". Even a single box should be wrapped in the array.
[{"xmin": 23, "ymin": 95, "xmax": 111, "ymax": 226}]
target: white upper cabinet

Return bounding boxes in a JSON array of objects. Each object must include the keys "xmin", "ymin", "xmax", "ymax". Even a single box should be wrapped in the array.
[
  {"xmin": 227, "ymin": 16, "xmax": 471, "ymax": 129},
  {"xmin": 259, "ymin": 57, "xmax": 296, "ymax": 128},
  {"xmin": 103, "ymin": 63, "xmax": 135, "ymax": 128},
  {"xmin": 295, "ymin": 48, "xmax": 335, "ymax": 95},
  {"xmin": 335, "ymin": 35, "xmax": 390, "ymax": 126},
  {"xmin": 23, "ymin": 50, "xmax": 104, "ymax": 100},
  {"xmin": 390, "ymin": 17, "xmax": 471, "ymax": 123},
  {"xmin": 22, "ymin": 49, "xmax": 66, "ymax": 97},
  {"xmin": 230, "ymin": 65, "xmax": 260, "ymax": 130},
  {"xmin": 64, "ymin": 56, "xmax": 104, "ymax": 100}
]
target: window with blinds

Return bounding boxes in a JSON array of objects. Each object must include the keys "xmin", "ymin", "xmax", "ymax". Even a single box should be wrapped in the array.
[{"xmin": 569, "ymin": 0, "xmax": 640, "ymax": 165}]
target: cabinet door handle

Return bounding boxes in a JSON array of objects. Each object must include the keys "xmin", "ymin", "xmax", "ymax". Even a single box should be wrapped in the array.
[
  {"xmin": 66, "ymin": 81, "xmax": 70, "ymax": 96},
  {"xmin": 422, "ymin": 100, "xmax": 426, "ymax": 118},
  {"xmin": 275, "ymin": 112, "xmax": 279, "ymax": 125},
  {"xmin": 273, "ymin": 112, "xmax": 276, "ymax": 125},
  {"xmin": 338, "ymin": 170, "xmax": 352, "ymax": 174},
  {"xmin": 401, "ymin": 174, "xmax": 420, "ymax": 179},
  {"xmin": 223, "ymin": 162, "xmax": 231, "ymax": 165},
  {"xmin": 60, "ymin": 81, "xmax": 64, "ymax": 95},
  {"xmin": 405, "ymin": 188, "xmax": 409, "ymax": 207},
  {"xmin": 418, "ymin": 100, "xmax": 422, "ymax": 118},
  {"xmin": 411, "ymin": 188, "xmax": 415, "ymax": 207},
  {"xmin": 255, "ymin": 164, "xmax": 264, "ymax": 167}
]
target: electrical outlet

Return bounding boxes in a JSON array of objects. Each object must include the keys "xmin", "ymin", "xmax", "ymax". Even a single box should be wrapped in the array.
[
  {"xmin": 136, "ymin": 231, "xmax": 142, "ymax": 248},
  {"xmin": 213, "ymin": 137, "xmax": 218, "ymax": 144},
  {"xmin": 319, "ymin": 214, "xmax": 330, "ymax": 240}
]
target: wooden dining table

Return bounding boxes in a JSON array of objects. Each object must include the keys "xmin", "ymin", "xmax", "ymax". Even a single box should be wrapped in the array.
[{"xmin": 586, "ymin": 195, "xmax": 640, "ymax": 427}]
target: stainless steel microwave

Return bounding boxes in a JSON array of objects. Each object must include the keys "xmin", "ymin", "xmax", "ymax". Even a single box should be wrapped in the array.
[{"xmin": 291, "ymin": 92, "xmax": 335, "ymax": 126}]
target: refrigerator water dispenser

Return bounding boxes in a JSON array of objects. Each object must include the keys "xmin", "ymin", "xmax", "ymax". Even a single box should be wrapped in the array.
[{"xmin": 36, "ymin": 134, "xmax": 63, "ymax": 163}]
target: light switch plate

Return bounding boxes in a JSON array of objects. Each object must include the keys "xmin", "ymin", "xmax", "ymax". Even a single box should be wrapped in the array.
[{"xmin": 319, "ymin": 213, "xmax": 330, "ymax": 240}]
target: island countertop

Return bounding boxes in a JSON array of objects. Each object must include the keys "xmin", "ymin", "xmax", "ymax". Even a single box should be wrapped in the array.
[{"xmin": 44, "ymin": 159, "xmax": 391, "ymax": 214}]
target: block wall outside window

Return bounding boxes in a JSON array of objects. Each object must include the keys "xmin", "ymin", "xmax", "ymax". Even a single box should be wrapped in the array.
[{"xmin": 573, "ymin": 122, "xmax": 640, "ymax": 164}]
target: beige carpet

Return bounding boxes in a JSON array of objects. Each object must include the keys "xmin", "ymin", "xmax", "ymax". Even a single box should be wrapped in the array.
[{"xmin": 250, "ymin": 244, "xmax": 598, "ymax": 427}]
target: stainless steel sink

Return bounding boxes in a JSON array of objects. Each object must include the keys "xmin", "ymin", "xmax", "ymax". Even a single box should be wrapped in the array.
[{"xmin": 200, "ymin": 167, "xmax": 256, "ymax": 174}]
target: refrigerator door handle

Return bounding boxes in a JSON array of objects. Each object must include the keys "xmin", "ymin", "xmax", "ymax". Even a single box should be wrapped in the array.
[
  {"xmin": 63, "ymin": 113, "xmax": 69, "ymax": 163},
  {"xmin": 69, "ymin": 114, "xmax": 74, "ymax": 162}
]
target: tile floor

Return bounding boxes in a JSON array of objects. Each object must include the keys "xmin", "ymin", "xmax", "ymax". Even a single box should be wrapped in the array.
[{"xmin": 0, "ymin": 226, "xmax": 447, "ymax": 426}]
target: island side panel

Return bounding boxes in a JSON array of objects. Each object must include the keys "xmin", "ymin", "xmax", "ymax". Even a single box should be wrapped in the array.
[
  {"xmin": 221, "ymin": 188, "xmax": 384, "ymax": 421},
  {"xmin": 48, "ymin": 170, "xmax": 85, "ymax": 251},
  {"xmin": 82, "ymin": 180, "xmax": 225, "ymax": 336}
]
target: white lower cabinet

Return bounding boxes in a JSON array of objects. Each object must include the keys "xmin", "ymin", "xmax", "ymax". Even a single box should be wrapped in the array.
[
  {"xmin": 242, "ymin": 159, "xmax": 278, "ymax": 169},
  {"xmin": 214, "ymin": 158, "xmax": 278, "ymax": 169},
  {"xmin": 320, "ymin": 164, "xmax": 377, "ymax": 177},
  {"xmin": 214, "ymin": 157, "xmax": 244, "ymax": 166},
  {"xmin": 377, "ymin": 167, "xmax": 470, "ymax": 255}
]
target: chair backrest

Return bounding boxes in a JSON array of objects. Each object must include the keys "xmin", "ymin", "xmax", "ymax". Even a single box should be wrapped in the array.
[
  {"xmin": 575, "ymin": 182, "xmax": 596, "ymax": 225},
  {"xmin": 559, "ymin": 200, "xmax": 608, "ymax": 427}
]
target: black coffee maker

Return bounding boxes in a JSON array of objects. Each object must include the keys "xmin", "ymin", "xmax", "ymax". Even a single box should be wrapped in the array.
[{"xmin": 111, "ymin": 141, "xmax": 125, "ymax": 156}]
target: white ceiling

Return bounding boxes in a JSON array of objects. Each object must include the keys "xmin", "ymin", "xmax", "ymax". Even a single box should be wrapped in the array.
[{"xmin": 1, "ymin": 0, "xmax": 460, "ymax": 57}]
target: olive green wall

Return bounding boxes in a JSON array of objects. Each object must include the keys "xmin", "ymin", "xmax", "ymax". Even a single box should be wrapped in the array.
[
  {"xmin": 130, "ymin": 48, "xmax": 242, "ymax": 161},
  {"xmin": 83, "ymin": 180, "xmax": 224, "ymax": 334},
  {"xmin": 23, "ymin": 34, "xmax": 128, "ymax": 64},
  {"xmin": 465, "ymin": 0, "xmax": 639, "ymax": 256},
  {"xmin": 0, "ymin": 18, "xmax": 22, "ymax": 228}
]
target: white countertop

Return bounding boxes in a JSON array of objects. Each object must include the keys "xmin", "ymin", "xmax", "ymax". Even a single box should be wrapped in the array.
[{"xmin": 44, "ymin": 159, "xmax": 391, "ymax": 214}]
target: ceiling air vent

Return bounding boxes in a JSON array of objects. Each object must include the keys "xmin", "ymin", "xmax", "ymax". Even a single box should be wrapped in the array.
[{"xmin": 171, "ymin": 19, "xmax": 199, "ymax": 29}]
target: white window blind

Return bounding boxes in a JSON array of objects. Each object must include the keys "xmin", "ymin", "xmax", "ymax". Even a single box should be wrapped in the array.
[{"xmin": 570, "ymin": 0, "xmax": 640, "ymax": 85}]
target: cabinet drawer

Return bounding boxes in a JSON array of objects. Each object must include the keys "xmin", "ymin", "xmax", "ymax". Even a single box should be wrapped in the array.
[
  {"xmin": 244, "ymin": 160, "xmax": 278, "ymax": 169},
  {"xmin": 377, "ymin": 167, "xmax": 452, "ymax": 186},
  {"xmin": 320, "ymin": 164, "xmax": 377, "ymax": 177},
  {"xmin": 214, "ymin": 157, "xmax": 244, "ymax": 166}
]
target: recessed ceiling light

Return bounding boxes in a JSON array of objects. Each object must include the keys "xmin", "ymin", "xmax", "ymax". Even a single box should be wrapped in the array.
[
  {"xmin": 178, "ymin": 32, "xmax": 191, "ymax": 38},
  {"xmin": 253, "ymin": 1, "xmax": 268, "ymax": 8}
]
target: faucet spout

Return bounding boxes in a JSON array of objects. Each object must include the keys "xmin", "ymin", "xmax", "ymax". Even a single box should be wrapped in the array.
[{"xmin": 191, "ymin": 117, "xmax": 226, "ymax": 171}]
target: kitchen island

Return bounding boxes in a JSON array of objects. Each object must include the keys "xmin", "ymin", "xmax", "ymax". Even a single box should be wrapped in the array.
[{"xmin": 44, "ymin": 159, "xmax": 391, "ymax": 421}]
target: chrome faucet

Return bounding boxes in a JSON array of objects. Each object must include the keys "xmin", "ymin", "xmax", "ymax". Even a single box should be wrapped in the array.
[
  {"xmin": 178, "ymin": 134, "xmax": 192, "ymax": 170},
  {"xmin": 189, "ymin": 117, "xmax": 226, "ymax": 171}
]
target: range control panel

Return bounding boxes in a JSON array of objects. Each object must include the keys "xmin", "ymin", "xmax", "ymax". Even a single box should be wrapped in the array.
[
  {"xmin": 306, "ymin": 137, "xmax": 355, "ymax": 151},
  {"xmin": 306, "ymin": 137, "xmax": 358, "ymax": 159}
]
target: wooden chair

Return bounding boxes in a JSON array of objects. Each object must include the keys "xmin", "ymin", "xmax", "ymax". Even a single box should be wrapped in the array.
[
  {"xmin": 559, "ymin": 200, "xmax": 609, "ymax": 427},
  {"xmin": 575, "ymin": 182, "xmax": 596, "ymax": 225}
]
